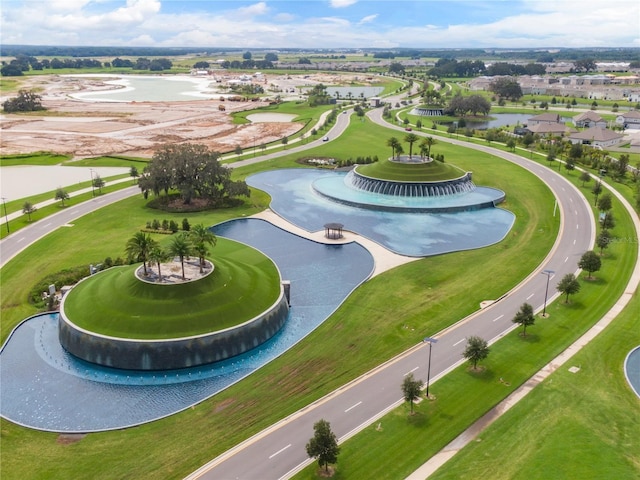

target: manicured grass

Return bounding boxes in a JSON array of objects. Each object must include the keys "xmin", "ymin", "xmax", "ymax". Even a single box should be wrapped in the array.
[
  {"xmin": 65, "ymin": 155, "xmax": 150, "ymax": 168},
  {"xmin": 293, "ymin": 159, "xmax": 638, "ymax": 479},
  {"xmin": 0, "ymin": 152, "xmax": 71, "ymax": 166},
  {"xmin": 0, "ymin": 134, "xmax": 560, "ymax": 479},
  {"xmin": 0, "ymin": 179, "xmax": 132, "ymax": 239},
  {"xmin": 63, "ymin": 239, "xmax": 281, "ymax": 338},
  {"xmin": 356, "ymin": 156, "xmax": 467, "ymax": 182},
  {"xmin": 428, "ymin": 294, "xmax": 640, "ymax": 480}
]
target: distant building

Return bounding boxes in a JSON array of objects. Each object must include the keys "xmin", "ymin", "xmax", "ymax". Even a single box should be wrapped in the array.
[
  {"xmin": 573, "ymin": 111, "xmax": 607, "ymax": 129},
  {"xmin": 568, "ymin": 126, "xmax": 624, "ymax": 148},
  {"xmin": 528, "ymin": 113, "xmax": 562, "ymax": 125}
]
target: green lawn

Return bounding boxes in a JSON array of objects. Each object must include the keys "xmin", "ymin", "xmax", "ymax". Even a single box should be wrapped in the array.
[
  {"xmin": 356, "ymin": 156, "xmax": 467, "ymax": 181},
  {"xmin": 0, "ymin": 131, "xmax": 561, "ymax": 479},
  {"xmin": 63, "ymin": 238, "xmax": 281, "ymax": 338},
  {"xmin": 428, "ymin": 292, "xmax": 640, "ymax": 480}
]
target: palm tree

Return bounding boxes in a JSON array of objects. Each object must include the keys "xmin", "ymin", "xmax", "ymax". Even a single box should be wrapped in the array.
[
  {"xmin": 125, "ymin": 232, "xmax": 156, "ymax": 276},
  {"xmin": 425, "ymin": 137, "xmax": 435, "ymax": 159},
  {"xmin": 386, "ymin": 137, "xmax": 400, "ymax": 159},
  {"xmin": 189, "ymin": 224, "xmax": 217, "ymax": 273},
  {"xmin": 148, "ymin": 245, "xmax": 170, "ymax": 282},
  {"xmin": 22, "ymin": 201, "xmax": 37, "ymax": 222},
  {"xmin": 169, "ymin": 233, "xmax": 192, "ymax": 280},
  {"xmin": 404, "ymin": 133, "xmax": 419, "ymax": 159}
]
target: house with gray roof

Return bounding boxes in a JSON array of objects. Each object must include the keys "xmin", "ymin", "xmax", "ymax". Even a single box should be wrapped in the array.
[
  {"xmin": 615, "ymin": 110, "xmax": 640, "ymax": 128},
  {"xmin": 573, "ymin": 111, "xmax": 607, "ymax": 128},
  {"xmin": 568, "ymin": 126, "xmax": 624, "ymax": 148}
]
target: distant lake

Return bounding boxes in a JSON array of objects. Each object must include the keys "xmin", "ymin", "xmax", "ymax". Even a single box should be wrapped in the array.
[
  {"xmin": 69, "ymin": 75, "xmax": 224, "ymax": 102},
  {"xmin": 303, "ymin": 86, "xmax": 384, "ymax": 99}
]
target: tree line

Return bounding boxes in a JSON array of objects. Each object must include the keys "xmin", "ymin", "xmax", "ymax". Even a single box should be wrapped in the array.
[{"xmin": 1, "ymin": 54, "xmax": 174, "ymax": 76}]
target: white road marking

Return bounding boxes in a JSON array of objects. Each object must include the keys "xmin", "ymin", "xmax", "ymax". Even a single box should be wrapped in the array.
[
  {"xmin": 404, "ymin": 366, "xmax": 419, "ymax": 376},
  {"xmin": 493, "ymin": 314, "xmax": 504, "ymax": 322},
  {"xmin": 42, "ymin": 223, "xmax": 52, "ymax": 228},
  {"xmin": 527, "ymin": 293, "xmax": 534, "ymax": 300},
  {"xmin": 269, "ymin": 444, "xmax": 291, "ymax": 459},
  {"xmin": 453, "ymin": 338, "xmax": 465, "ymax": 347},
  {"xmin": 573, "ymin": 239, "xmax": 577, "ymax": 245},
  {"xmin": 345, "ymin": 401, "xmax": 362, "ymax": 413},
  {"xmin": 565, "ymin": 256, "xmax": 569, "ymax": 263},
  {"xmin": 16, "ymin": 237, "xmax": 25, "ymax": 243}
]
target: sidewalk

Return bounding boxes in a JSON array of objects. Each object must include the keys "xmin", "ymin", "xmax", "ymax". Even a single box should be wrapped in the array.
[{"xmin": 0, "ymin": 176, "xmax": 134, "ymax": 226}]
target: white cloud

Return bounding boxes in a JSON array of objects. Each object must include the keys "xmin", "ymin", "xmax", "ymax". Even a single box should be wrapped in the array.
[
  {"xmin": 236, "ymin": 2, "xmax": 269, "ymax": 17},
  {"xmin": 330, "ymin": 0, "xmax": 358, "ymax": 8},
  {"xmin": 359, "ymin": 14, "xmax": 378, "ymax": 25}
]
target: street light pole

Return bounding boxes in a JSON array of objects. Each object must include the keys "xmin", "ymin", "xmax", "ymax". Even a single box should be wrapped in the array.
[
  {"xmin": 89, "ymin": 168, "xmax": 95, "ymax": 197},
  {"xmin": 541, "ymin": 269, "xmax": 555, "ymax": 317},
  {"xmin": 1, "ymin": 197, "xmax": 9, "ymax": 234},
  {"xmin": 423, "ymin": 337, "xmax": 438, "ymax": 399}
]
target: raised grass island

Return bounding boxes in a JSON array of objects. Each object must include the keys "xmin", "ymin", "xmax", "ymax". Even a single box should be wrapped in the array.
[{"xmin": 58, "ymin": 239, "xmax": 290, "ymax": 370}]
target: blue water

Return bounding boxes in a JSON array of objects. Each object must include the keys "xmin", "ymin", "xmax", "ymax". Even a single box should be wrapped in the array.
[
  {"xmin": 0, "ymin": 220, "xmax": 374, "ymax": 432},
  {"xmin": 248, "ymin": 169, "xmax": 515, "ymax": 257},
  {"xmin": 625, "ymin": 347, "xmax": 640, "ymax": 398},
  {"xmin": 1, "ymin": 168, "xmax": 516, "ymax": 432}
]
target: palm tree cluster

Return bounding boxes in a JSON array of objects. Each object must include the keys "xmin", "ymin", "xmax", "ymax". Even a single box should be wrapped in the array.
[
  {"xmin": 386, "ymin": 135, "xmax": 436, "ymax": 160},
  {"xmin": 125, "ymin": 224, "xmax": 217, "ymax": 282}
]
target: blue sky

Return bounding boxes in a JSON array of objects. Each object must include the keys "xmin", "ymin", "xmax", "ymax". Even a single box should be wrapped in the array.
[{"xmin": 1, "ymin": 0, "xmax": 638, "ymax": 49}]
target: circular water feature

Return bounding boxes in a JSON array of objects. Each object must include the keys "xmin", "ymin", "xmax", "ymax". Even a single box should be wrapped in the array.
[
  {"xmin": 624, "ymin": 347, "xmax": 640, "ymax": 398},
  {"xmin": 0, "ymin": 220, "xmax": 374, "ymax": 431}
]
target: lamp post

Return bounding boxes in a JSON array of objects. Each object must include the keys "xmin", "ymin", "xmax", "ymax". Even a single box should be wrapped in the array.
[
  {"xmin": 423, "ymin": 337, "xmax": 438, "ymax": 399},
  {"xmin": 541, "ymin": 269, "xmax": 555, "ymax": 317},
  {"xmin": 1, "ymin": 197, "xmax": 9, "ymax": 234},
  {"xmin": 89, "ymin": 168, "xmax": 95, "ymax": 197}
]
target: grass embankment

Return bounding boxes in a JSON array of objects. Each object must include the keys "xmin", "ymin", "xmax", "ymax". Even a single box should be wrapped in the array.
[
  {"xmin": 294, "ymin": 159, "xmax": 639, "ymax": 479},
  {"xmin": 63, "ymin": 239, "xmax": 280, "ymax": 338},
  {"xmin": 429, "ymin": 292, "xmax": 640, "ymax": 480},
  {"xmin": 356, "ymin": 156, "xmax": 466, "ymax": 182},
  {"xmin": 0, "ymin": 132, "xmax": 558, "ymax": 479}
]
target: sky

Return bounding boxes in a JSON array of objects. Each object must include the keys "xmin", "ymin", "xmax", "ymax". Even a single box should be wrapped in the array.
[{"xmin": 1, "ymin": 0, "xmax": 639, "ymax": 49}]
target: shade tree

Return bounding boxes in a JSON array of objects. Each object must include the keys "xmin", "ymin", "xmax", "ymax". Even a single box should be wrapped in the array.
[
  {"xmin": 463, "ymin": 336, "xmax": 490, "ymax": 370},
  {"xmin": 401, "ymin": 373, "xmax": 424, "ymax": 415},
  {"xmin": 578, "ymin": 250, "xmax": 602, "ymax": 279},
  {"xmin": 512, "ymin": 303, "xmax": 535, "ymax": 336},
  {"xmin": 305, "ymin": 419, "xmax": 340, "ymax": 474},
  {"xmin": 556, "ymin": 273, "xmax": 581, "ymax": 303}
]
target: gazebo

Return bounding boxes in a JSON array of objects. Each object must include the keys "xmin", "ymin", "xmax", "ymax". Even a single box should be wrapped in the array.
[{"xmin": 324, "ymin": 222, "xmax": 344, "ymax": 239}]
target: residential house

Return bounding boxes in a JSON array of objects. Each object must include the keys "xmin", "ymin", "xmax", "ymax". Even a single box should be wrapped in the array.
[
  {"xmin": 528, "ymin": 113, "xmax": 562, "ymax": 125},
  {"xmin": 615, "ymin": 110, "xmax": 640, "ymax": 128},
  {"xmin": 573, "ymin": 111, "xmax": 607, "ymax": 128},
  {"xmin": 568, "ymin": 126, "xmax": 624, "ymax": 148}
]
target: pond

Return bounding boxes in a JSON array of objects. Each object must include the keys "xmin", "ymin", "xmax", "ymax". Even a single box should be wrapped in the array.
[
  {"xmin": 411, "ymin": 111, "xmax": 572, "ymax": 130},
  {"xmin": 68, "ymin": 75, "xmax": 225, "ymax": 102}
]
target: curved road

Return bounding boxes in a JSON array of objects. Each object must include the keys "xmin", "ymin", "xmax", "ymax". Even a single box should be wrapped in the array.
[
  {"xmin": 185, "ymin": 112, "xmax": 595, "ymax": 479},
  {"xmin": 0, "ymin": 102, "xmax": 596, "ymax": 480}
]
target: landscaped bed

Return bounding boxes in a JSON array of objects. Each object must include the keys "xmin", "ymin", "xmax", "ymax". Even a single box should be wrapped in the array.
[
  {"xmin": 62, "ymin": 238, "xmax": 281, "ymax": 339},
  {"xmin": 356, "ymin": 156, "xmax": 467, "ymax": 182}
]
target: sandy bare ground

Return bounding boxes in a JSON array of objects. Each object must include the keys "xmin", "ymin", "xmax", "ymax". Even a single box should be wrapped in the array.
[{"xmin": 0, "ymin": 74, "xmax": 305, "ymax": 158}]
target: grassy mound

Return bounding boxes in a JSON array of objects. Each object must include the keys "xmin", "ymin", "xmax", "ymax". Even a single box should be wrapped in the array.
[
  {"xmin": 63, "ymin": 238, "xmax": 281, "ymax": 339},
  {"xmin": 356, "ymin": 157, "xmax": 467, "ymax": 182}
]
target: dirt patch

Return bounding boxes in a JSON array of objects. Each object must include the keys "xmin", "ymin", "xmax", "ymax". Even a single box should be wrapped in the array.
[
  {"xmin": 1, "ymin": 72, "xmax": 375, "ymax": 158},
  {"xmin": 57, "ymin": 433, "xmax": 87, "ymax": 444},
  {"xmin": 0, "ymin": 75, "xmax": 301, "ymax": 157}
]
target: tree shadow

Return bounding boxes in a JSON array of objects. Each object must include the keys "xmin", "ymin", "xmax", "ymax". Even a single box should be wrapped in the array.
[
  {"xmin": 518, "ymin": 332, "xmax": 540, "ymax": 343},
  {"xmin": 465, "ymin": 366, "xmax": 495, "ymax": 383}
]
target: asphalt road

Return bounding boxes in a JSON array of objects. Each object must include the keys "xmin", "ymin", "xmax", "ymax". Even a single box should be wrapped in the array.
[{"xmin": 185, "ymin": 110, "xmax": 595, "ymax": 479}]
